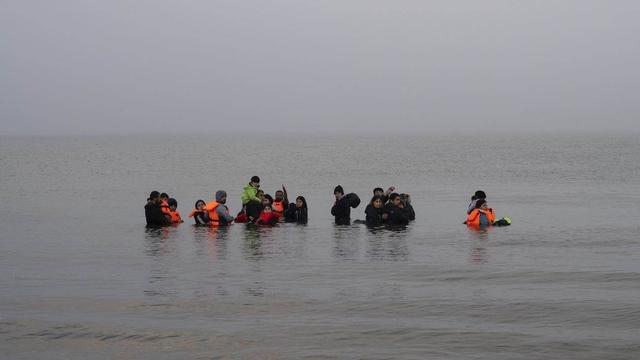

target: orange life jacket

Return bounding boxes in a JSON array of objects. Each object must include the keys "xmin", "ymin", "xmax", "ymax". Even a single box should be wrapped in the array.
[
  {"xmin": 160, "ymin": 199, "xmax": 171, "ymax": 215},
  {"xmin": 169, "ymin": 210, "xmax": 183, "ymax": 223},
  {"xmin": 272, "ymin": 200, "xmax": 285, "ymax": 214},
  {"xmin": 466, "ymin": 208, "xmax": 496, "ymax": 227},
  {"xmin": 203, "ymin": 201, "xmax": 225, "ymax": 226}
]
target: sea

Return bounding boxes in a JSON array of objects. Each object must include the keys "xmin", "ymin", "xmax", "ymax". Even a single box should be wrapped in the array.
[{"xmin": 1, "ymin": 133, "xmax": 639, "ymax": 359}]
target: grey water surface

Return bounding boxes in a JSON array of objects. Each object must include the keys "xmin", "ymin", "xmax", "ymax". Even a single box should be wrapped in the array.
[{"xmin": 1, "ymin": 134, "xmax": 639, "ymax": 359}]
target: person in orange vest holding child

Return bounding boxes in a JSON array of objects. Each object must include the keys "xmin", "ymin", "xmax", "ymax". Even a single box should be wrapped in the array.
[{"xmin": 204, "ymin": 190, "xmax": 235, "ymax": 226}]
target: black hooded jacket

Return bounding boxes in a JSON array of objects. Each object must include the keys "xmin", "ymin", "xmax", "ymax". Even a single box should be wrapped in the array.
[
  {"xmin": 145, "ymin": 201, "xmax": 168, "ymax": 226},
  {"xmin": 331, "ymin": 196, "xmax": 351, "ymax": 225},
  {"xmin": 365, "ymin": 204, "xmax": 385, "ymax": 226}
]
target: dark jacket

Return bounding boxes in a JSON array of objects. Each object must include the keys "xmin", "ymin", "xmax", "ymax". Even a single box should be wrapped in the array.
[
  {"xmin": 386, "ymin": 205, "xmax": 409, "ymax": 226},
  {"xmin": 145, "ymin": 201, "xmax": 169, "ymax": 226},
  {"xmin": 284, "ymin": 203, "xmax": 308, "ymax": 224},
  {"xmin": 405, "ymin": 203, "xmax": 416, "ymax": 221},
  {"xmin": 331, "ymin": 196, "xmax": 351, "ymax": 225},
  {"xmin": 365, "ymin": 204, "xmax": 385, "ymax": 226}
]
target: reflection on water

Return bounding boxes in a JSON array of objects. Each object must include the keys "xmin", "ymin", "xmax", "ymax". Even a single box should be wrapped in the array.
[
  {"xmin": 366, "ymin": 225, "xmax": 410, "ymax": 261},
  {"xmin": 193, "ymin": 225, "xmax": 230, "ymax": 261},
  {"xmin": 332, "ymin": 224, "xmax": 362, "ymax": 260},
  {"xmin": 467, "ymin": 227, "xmax": 492, "ymax": 264}
]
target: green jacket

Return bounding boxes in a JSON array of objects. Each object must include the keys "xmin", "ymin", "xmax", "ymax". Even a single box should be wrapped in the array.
[{"xmin": 241, "ymin": 183, "xmax": 260, "ymax": 205}]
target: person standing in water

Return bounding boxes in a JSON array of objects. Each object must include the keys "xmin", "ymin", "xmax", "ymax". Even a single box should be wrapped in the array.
[
  {"xmin": 284, "ymin": 196, "xmax": 308, "ymax": 224},
  {"xmin": 241, "ymin": 176, "xmax": 262, "ymax": 221},
  {"xmin": 204, "ymin": 190, "xmax": 235, "ymax": 226},
  {"xmin": 331, "ymin": 185, "xmax": 353, "ymax": 225},
  {"xmin": 145, "ymin": 191, "xmax": 170, "ymax": 227}
]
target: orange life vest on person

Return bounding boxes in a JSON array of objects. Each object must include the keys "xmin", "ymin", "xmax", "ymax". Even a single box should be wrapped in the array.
[
  {"xmin": 272, "ymin": 200, "xmax": 285, "ymax": 214},
  {"xmin": 169, "ymin": 210, "xmax": 183, "ymax": 223},
  {"xmin": 203, "ymin": 201, "xmax": 224, "ymax": 226},
  {"xmin": 160, "ymin": 199, "xmax": 171, "ymax": 215},
  {"xmin": 466, "ymin": 208, "xmax": 496, "ymax": 227}
]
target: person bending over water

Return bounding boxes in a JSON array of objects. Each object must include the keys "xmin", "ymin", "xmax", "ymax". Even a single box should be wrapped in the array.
[{"xmin": 284, "ymin": 196, "xmax": 308, "ymax": 224}]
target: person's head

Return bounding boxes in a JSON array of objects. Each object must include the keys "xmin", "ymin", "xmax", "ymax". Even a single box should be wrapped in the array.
[
  {"xmin": 263, "ymin": 205, "xmax": 272, "ymax": 213},
  {"xmin": 275, "ymin": 190, "xmax": 284, "ymax": 201},
  {"xmin": 473, "ymin": 190, "xmax": 486, "ymax": 200},
  {"xmin": 168, "ymin": 198, "xmax": 178, "ymax": 211},
  {"xmin": 160, "ymin": 193, "xmax": 169, "ymax": 201},
  {"xmin": 296, "ymin": 196, "xmax": 307, "ymax": 209},
  {"xmin": 373, "ymin": 187, "xmax": 384, "ymax": 196},
  {"xmin": 400, "ymin": 193, "xmax": 411, "ymax": 205},
  {"xmin": 475, "ymin": 199, "xmax": 487, "ymax": 209},
  {"xmin": 257, "ymin": 189, "xmax": 265, "ymax": 199},
  {"xmin": 250, "ymin": 176, "xmax": 260, "ymax": 188},
  {"xmin": 262, "ymin": 194, "xmax": 273, "ymax": 206},
  {"xmin": 195, "ymin": 200, "xmax": 205, "ymax": 210},
  {"xmin": 389, "ymin": 193, "xmax": 401, "ymax": 206},
  {"xmin": 215, "ymin": 190, "xmax": 227, "ymax": 204},
  {"xmin": 148, "ymin": 191, "xmax": 160, "ymax": 202},
  {"xmin": 371, "ymin": 195, "xmax": 384, "ymax": 208},
  {"xmin": 334, "ymin": 185, "xmax": 344, "ymax": 200}
]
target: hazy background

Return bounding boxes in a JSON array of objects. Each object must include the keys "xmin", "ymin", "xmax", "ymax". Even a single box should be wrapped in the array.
[{"xmin": 1, "ymin": 0, "xmax": 639, "ymax": 135}]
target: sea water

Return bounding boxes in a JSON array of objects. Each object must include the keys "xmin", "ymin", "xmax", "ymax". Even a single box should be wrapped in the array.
[{"xmin": 1, "ymin": 134, "xmax": 639, "ymax": 359}]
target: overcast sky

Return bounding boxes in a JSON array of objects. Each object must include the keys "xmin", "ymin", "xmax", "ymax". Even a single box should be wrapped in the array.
[{"xmin": 1, "ymin": 0, "xmax": 639, "ymax": 135}]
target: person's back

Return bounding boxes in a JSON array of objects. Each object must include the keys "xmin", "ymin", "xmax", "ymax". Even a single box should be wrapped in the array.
[
  {"xmin": 466, "ymin": 199, "xmax": 495, "ymax": 227},
  {"xmin": 331, "ymin": 185, "xmax": 351, "ymax": 225},
  {"xmin": 145, "ymin": 191, "xmax": 169, "ymax": 227}
]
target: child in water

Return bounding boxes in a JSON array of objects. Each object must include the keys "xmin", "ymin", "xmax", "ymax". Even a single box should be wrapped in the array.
[
  {"xmin": 167, "ymin": 198, "xmax": 184, "ymax": 224},
  {"xmin": 257, "ymin": 205, "xmax": 282, "ymax": 226},
  {"xmin": 188, "ymin": 199, "xmax": 207, "ymax": 225}
]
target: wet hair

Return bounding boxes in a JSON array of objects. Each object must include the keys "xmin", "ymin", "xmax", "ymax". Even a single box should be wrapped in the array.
[
  {"xmin": 148, "ymin": 191, "xmax": 160, "ymax": 200},
  {"xmin": 160, "ymin": 192, "xmax": 169, "ymax": 199},
  {"xmin": 473, "ymin": 190, "xmax": 486, "ymax": 200},
  {"xmin": 251, "ymin": 176, "xmax": 260, "ymax": 183},
  {"xmin": 370, "ymin": 195, "xmax": 384, "ymax": 205},
  {"xmin": 373, "ymin": 187, "xmax": 384, "ymax": 194},
  {"xmin": 296, "ymin": 196, "xmax": 308, "ymax": 209},
  {"xmin": 334, "ymin": 185, "xmax": 344, "ymax": 195},
  {"xmin": 388, "ymin": 193, "xmax": 400, "ymax": 201},
  {"xmin": 475, "ymin": 199, "xmax": 487, "ymax": 208},
  {"xmin": 257, "ymin": 189, "xmax": 265, "ymax": 196},
  {"xmin": 263, "ymin": 194, "xmax": 273, "ymax": 204},
  {"xmin": 195, "ymin": 199, "xmax": 205, "ymax": 208},
  {"xmin": 168, "ymin": 198, "xmax": 177, "ymax": 208}
]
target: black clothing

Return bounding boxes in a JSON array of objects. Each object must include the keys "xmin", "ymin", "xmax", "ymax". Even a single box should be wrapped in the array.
[
  {"xmin": 245, "ymin": 201, "xmax": 262, "ymax": 222},
  {"xmin": 405, "ymin": 203, "xmax": 416, "ymax": 221},
  {"xmin": 284, "ymin": 203, "xmax": 308, "ymax": 224},
  {"xmin": 365, "ymin": 204, "xmax": 385, "ymax": 226},
  {"xmin": 386, "ymin": 205, "xmax": 409, "ymax": 226},
  {"xmin": 192, "ymin": 210, "xmax": 208, "ymax": 225},
  {"xmin": 145, "ymin": 202, "xmax": 168, "ymax": 226},
  {"xmin": 331, "ymin": 196, "xmax": 351, "ymax": 225}
]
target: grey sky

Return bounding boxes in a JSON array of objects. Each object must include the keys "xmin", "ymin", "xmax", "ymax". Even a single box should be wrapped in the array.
[{"xmin": 1, "ymin": 0, "xmax": 639, "ymax": 135}]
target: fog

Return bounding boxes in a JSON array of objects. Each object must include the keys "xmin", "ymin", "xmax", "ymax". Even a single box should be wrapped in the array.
[{"xmin": 1, "ymin": 0, "xmax": 639, "ymax": 135}]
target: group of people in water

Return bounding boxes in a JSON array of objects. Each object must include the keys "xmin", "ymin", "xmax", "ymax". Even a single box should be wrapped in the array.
[
  {"xmin": 144, "ymin": 176, "xmax": 510, "ymax": 228},
  {"xmin": 144, "ymin": 176, "xmax": 308, "ymax": 227}
]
